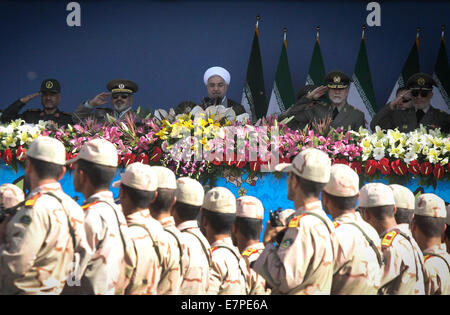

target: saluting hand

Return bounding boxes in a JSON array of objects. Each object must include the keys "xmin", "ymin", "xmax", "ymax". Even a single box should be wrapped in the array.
[
  {"xmin": 19, "ymin": 92, "xmax": 40, "ymax": 104},
  {"xmin": 390, "ymin": 90, "xmax": 413, "ymax": 110},
  {"xmin": 306, "ymin": 86, "xmax": 328, "ymax": 101},
  {"xmin": 88, "ymin": 92, "xmax": 111, "ymax": 107}
]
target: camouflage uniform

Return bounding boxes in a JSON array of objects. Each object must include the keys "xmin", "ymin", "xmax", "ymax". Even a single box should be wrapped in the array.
[
  {"xmin": 241, "ymin": 242, "xmax": 270, "ymax": 295},
  {"xmin": 423, "ymin": 244, "xmax": 450, "ymax": 295}
]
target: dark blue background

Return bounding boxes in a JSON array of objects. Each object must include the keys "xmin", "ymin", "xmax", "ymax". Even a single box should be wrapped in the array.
[{"xmin": 1, "ymin": 0, "xmax": 449, "ymax": 114}]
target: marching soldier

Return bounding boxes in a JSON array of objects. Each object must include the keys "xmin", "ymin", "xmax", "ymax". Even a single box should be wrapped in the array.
[
  {"xmin": 149, "ymin": 166, "xmax": 186, "ymax": 294},
  {"xmin": 370, "ymin": 73, "xmax": 450, "ymax": 133},
  {"xmin": 0, "ymin": 184, "xmax": 24, "ymax": 210},
  {"xmin": 232, "ymin": 195, "xmax": 270, "ymax": 295},
  {"xmin": 0, "ymin": 136, "xmax": 88, "ymax": 294},
  {"xmin": 73, "ymin": 79, "xmax": 140, "ymax": 124},
  {"xmin": 172, "ymin": 177, "xmax": 211, "ymax": 295},
  {"xmin": 389, "ymin": 184, "xmax": 416, "ymax": 230},
  {"xmin": 1, "ymin": 79, "xmax": 73, "ymax": 125},
  {"xmin": 66, "ymin": 138, "xmax": 134, "ymax": 294},
  {"xmin": 322, "ymin": 164, "xmax": 382, "ymax": 294},
  {"xmin": 359, "ymin": 183, "xmax": 426, "ymax": 295},
  {"xmin": 253, "ymin": 148, "xmax": 337, "ymax": 294},
  {"xmin": 412, "ymin": 194, "xmax": 450, "ymax": 295},
  {"xmin": 200, "ymin": 187, "xmax": 248, "ymax": 295}
]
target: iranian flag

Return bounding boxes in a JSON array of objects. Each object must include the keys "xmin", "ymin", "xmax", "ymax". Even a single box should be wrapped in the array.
[
  {"xmin": 386, "ymin": 28, "xmax": 420, "ymax": 104},
  {"xmin": 241, "ymin": 16, "xmax": 268, "ymax": 120},
  {"xmin": 266, "ymin": 28, "xmax": 295, "ymax": 117},
  {"xmin": 431, "ymin": 26, "xmax": 450, "ymax": 113},
  {"xmin": 306, "ymin": 26, "xmax": 326, "ymax": 86},
  {"xmin": 347, "ymin": 27, "xmax": 377, "ymax": 128}
]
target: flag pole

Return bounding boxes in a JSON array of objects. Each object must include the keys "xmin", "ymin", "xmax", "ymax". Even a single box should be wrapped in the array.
[
  {"xmin": 316, "ymin": 25, "xmax": 320, "ymax": 44},
  {"xmin": 283, "ymin": 27, "xmax": 287, "ymax": 47},
  {"xmin": 442, "ymin": 24, "xmax": 445, "ymax": 42},
  {"xmin": 362, "ymin": 24, "xmax": 366, "ymax": 40}
]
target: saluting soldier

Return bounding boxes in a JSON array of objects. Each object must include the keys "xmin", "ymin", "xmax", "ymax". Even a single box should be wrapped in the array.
[
  {"xmin": 412, "ymin": 194, "xmax": 450, "ymax": 295},
  {"xmin": 200, "ymin": 187, "xmax": 248, "ymax": 295},
  {"xmin": 281, "ymin": 71, "xmax": 365, "ymax": 131},
  {"xmin": 253, "ymin": 148, "xmax": 337, "ymax": 295},
  {"xmin": 1, "ymin": 79, "xmax": 73, "ymax": 125},
  {"xmin": 389, "ymin": 184, "xmax": 416, "ymax": 230},
  {"xmin": 172, "ymin": 177, "xmax": 211, "ymax": 295},
  {"xmin": 73, "ymin": 79, "xmax": 140, "ymax": 124},
  {"xmin": 66, "ymin": 139, "xmax": 134, "ymax": 295},
  {"xmin": 359, "ymin": 183, "xmax": 426, "ymax": 295},
  {"xmin": 370, "ymin": 73, "xmax": 450, "ymax": 133},
  {"xmin": 232, "ymin": 195, "xmax": 270, "ymax": 295},
  {"xmin": 322, "ymin": 164, "xmax": 383, "ymax": 294},
  {"xmin": 0, "ymin": 137, "xmax": 89, "ymax": 294},
  {"xmin": 149, "ymin": 166, "xmax": 186, "ymax": 295}
]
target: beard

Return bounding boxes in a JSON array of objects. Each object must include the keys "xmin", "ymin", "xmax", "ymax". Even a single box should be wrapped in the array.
[
  {"xmin": 113, "ymin": 102, "xmax": 131, "ymax": 113},
  {"xmin": 329, "ymin": 95, "xmax": 344, "ymax": 104}
]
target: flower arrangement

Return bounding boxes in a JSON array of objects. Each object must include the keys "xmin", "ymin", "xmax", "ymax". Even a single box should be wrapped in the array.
[{"xmin": 0, "ymin": 110, "xmax": 448, "ymax": 188}]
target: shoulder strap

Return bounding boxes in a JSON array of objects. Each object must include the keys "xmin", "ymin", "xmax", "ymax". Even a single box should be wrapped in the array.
[
  {"xmin": 304, "ymin": 212, "xmax": 333, "ymax": 233},
  {"xmin": 342, "ymin": 221, "xmax": 384, "ymax": 267},
  {"xmin": 96, "ymin": 200, "xmax": 128, "ymax": 255},
  {"xmin": 183, "ymin": 229, "xmax": 211, "ymax": 268},
  {"xmin": 128, "ymin": 223, "xmax": 162, "ymax": 265},
  {"xmin": 164, "ymin": 227, "xmax": 184, "ymax": 276},
  {"xmin": 423, "ymin": 252, "xmax": 450, "ymax": 272},
  {"xmin": 394, "ymin": 229, "xmax": 423, "ymax": 282},
  {"xmin": 215, "ymin": 244, "xmax": 249, "ymax": 295}
]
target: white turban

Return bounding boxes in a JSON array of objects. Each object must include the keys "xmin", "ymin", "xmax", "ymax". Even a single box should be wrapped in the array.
[{"xmin": 203, "ymin": 66, "xmax": 231, "ymax": 86}]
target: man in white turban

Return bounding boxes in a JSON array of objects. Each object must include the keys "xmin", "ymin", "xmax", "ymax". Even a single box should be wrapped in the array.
[{"xmin": 200, "ymin": 66, "xmax": 246, "ymax": 115}]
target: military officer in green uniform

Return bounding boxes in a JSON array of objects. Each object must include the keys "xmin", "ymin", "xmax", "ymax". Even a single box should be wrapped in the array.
[
  {"xmin": 1, "ymin": 79, "xmax": 73, "ymax": 126},
  {"xmin": 73, "ymin": 79, "xmax": 140, "ymax": 124},
  {"xmin": 370, "ymin": 73, "xmax": 450, "ymax": 133},
  {"xmin": 278, "ymin": 71, "xmax": 365, "ymax": 131}
]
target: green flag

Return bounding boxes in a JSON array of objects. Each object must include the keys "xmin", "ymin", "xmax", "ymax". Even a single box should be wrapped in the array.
[
  {"xmin": 431, "ymin": 26, "xmax": 450, "ymax": 113},
  {"xmin": 267, "ymin": 29, "xmax": 295, "ymax": 117},
  {"xmin": 241, "ymin": 17, "xmax": 267, "ymax": 120},
  {"xmin": 386, "ymin": 29, "xmax": 420, "ymax": 103},
  {"xmin": 348, "ymin": 27, "xmax": 377, "ymax": 128},
  {"xmin": 306, "ymin": 27, "xmax": 326, "ymax": 86}
]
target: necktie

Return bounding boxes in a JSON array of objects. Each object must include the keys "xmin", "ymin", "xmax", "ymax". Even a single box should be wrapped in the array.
[
  {"xmin": 332, "ymin": 107, "xmax": 339, "ymax": 120},
  {"xmin": 416, "ymin": 109, "xmax": 425, "ymax": 123}
]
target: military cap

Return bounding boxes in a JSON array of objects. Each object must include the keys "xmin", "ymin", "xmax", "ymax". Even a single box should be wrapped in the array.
[
  {"xmin": 66, "ymin": 138, "xmax": 118, "ymax": 167},
  {"xmin": 203, "ymin": 187, "xmax": 236, "ymax": 214},
  {"xmin": 27, "ymin": 136, "xmax": 66, "ymax": 165},
  {"xmin": 40, "ymin": 79, "xmax": 61, "ymax": 93},
  {"xmin": 323, "ymin": 164, "xmax": 359, "ymax": 197},
  {"xmin": 359, "ymin": 183, "xmax": 395, "ymax": 208},
  {"xmin": 0, "ymin": 184, "xmax": 25, "ymax": 209},
  {"xmin": 324, "ymin": 71, "xmax": 352, "ymax": 89},
  {"xmin": 112, "ymin": 162, "xmax": 158, "ymax": 192},
  {"xmin": 275, "ymin": 148, "xmax": 331, "ymax": 184},
  {"xmin": 175, "ymin": 177, "xmax": 204, "ymax": 207},
  {"xmin": 150, "ymin": 166, "xmax": 177, "ymax": 189},
  {"xmin": 106, "ymin": 79, "xmax": 138, "ymax": 94},
  {"xmin": 236, "ymin": 196, "xmax": 264, "ymax": 219},
  {"xmin": 414, "ymin": 193, "xmax": 446, "ymax": 218},
  {"xmin": 389, "ymin": 184, "xmax": 415, "ymax": 210},
  {"xmin": 406, "ymin": 73, "xmax": 436, "ymax": 90}
]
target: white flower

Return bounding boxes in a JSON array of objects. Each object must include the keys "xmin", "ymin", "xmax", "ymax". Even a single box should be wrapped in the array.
[
  {"xmin": 403, "ymin": 151, "xmax": 418, "ymax": 164},
  {"xmin": 373, "ymin": 147, "xmax": 385, "ymax": 160}
]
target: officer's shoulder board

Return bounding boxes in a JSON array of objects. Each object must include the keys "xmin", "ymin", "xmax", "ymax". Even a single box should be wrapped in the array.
[
  {"xmin": 24, "ymin": 192, "xmax": 43, "ymax": 207},
  {"xmin": 424, "ymin": 254, "xmax": 434, "ymax": 262},
  {"xmin": 211, "ymin": 246, "xmax": 219, "ymax": 253},
  {"xmin": 81, "ymin": 200, "xmax": 100, "ymax": 211},
  {"xmin": 333, "ymin": 221, "xmax": 341, "ymax": 228},
  {"xmin": 242, "ymin": 248, "xmax": 258, "ymax": 257},
  {"xmin": 288, "ymin": 214, "xmax": 307, "ymax": 228},
  {"xmin": 381, "ymin": 231, "xmax": 399, "ymax": 248}
]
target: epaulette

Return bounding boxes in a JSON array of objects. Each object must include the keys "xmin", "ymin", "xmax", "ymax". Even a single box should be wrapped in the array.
[
  {"xmin": 81, "ymin": 200, "xmax": 100, "ymax": 211},
  {"xmin": 211, "ymin": 246, "xmax": 219, "ymax": 253},
  {"xmin": 24, "ymin": 192, "xmax": 42, "ymax": 207},
  {"xmin": 242, "ymin": 248, "xmax": 259, "ymax": 257},
  {"xmin": 424, "ymin": 254, "xmax": 433, "ymax": 262},
  {"xmin": 288, "ymin": 214, "xmax": 307, "ymax": 228},
  {"xmin": 333, "ymin": 221, "xmax": 341, "ymax": 228},
  {"xmin": 381, "ymin": 231, "xmax": 399, "ymax": 248}
]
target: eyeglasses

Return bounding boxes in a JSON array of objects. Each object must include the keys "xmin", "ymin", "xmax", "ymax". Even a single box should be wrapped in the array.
[
  {"xmin": 411, "ymin": 90, "xmax": 430, "ymax": 98},
  {"xmin": 112, "ymin": 93, "xmax": 130, "ymax": 99}
]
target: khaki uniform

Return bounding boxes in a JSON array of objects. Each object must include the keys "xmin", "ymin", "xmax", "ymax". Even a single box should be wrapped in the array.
[
  {"xmin": 379, "ymin": 224, "xmax": 426, "ymax": 295},
  {"xmin": 332, "ymin": 212, "xmax": 383, "ymax": 295},
  {"xmin": 0, "ymin": 183, "xmax": 88, "ymax": 294},
  {"xmin": 208, "ymin": 237, "xmax": 248, "ymax": 295},
  {"xmin": 423, "ymin": 244, "xmax": 450, "ymax": 295},
  {"xmin": 241, "ymin": 242, "xmax": 270, "ymax": 295},
  {"xmin": 177, "ymin": 220, "xmax": 212, "ymax": 295},
  {"xmin": 125, "ymin": 210, "xmax": 163, "ymax": 295},
  {"xmin": 253, "ymin": 201, "xmax": 337, "ymax": 295},
  {"xmin": 75, "ymin": 191, "xmax": 132, "ymax": 295}
]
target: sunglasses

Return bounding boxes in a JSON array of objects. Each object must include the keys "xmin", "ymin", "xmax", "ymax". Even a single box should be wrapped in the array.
[
  {"xmin": 411, "ymin": 90, "xmax": 430, "ymax": 98},
  {"xmin": 112, "ymin": 93, "xmax": 130, "ymax": 99}
]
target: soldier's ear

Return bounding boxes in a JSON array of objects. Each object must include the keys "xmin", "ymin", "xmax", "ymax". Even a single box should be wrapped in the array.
[{"xmin": 57, "ymin": 166, "xmax": 66, "ymax": 181}]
